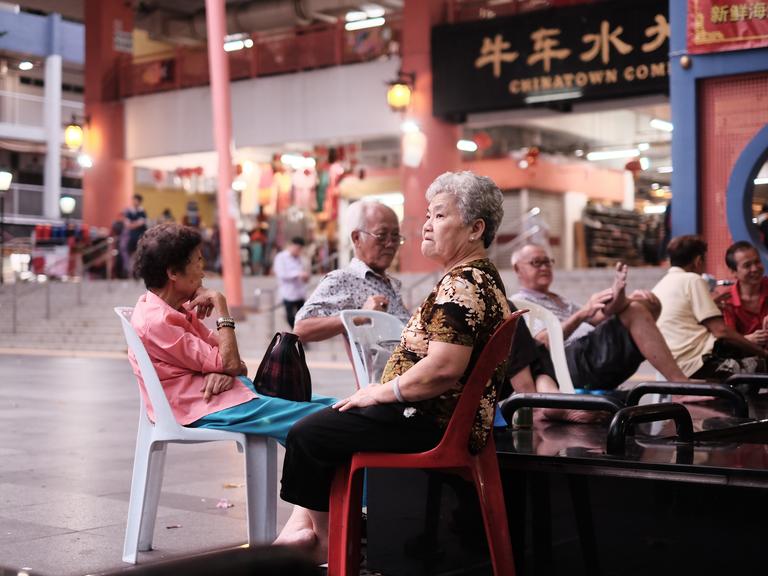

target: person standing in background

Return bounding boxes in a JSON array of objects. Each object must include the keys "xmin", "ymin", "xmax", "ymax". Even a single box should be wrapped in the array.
[
  {"xmin": 124, "ymin": 194, "xmax": 148, "ymax": 276},
  {"xmin": 273, "ymin": 237, "xmax": 309, "ymax": 329}
]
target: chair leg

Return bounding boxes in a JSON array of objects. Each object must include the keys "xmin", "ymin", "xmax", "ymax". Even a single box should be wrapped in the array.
[
  {"xmin": 123, "ymin": 417, "xmax": 166, "ymax": 565},
  {"xmin": 471, "ymin": 449, "xmax": 516, "ymax": 576},
  {"xmin": 244, "ymin": 436, "xmax": 278, "ymax": 545},
  {"xmin": 137, "ymin": 442, "xmax": 167, "ymax": 552},
  {"xmin": 328, "ymin": 463, "xmax": 365, "ymax": 576}
]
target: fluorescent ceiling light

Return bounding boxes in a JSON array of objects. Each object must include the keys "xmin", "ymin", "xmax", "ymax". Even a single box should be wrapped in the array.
[
  {"xmin": 456, "ymin": 139, "xmax": 478, "ymax": 152},
  {"xmin": 586, "ymin": 149, "xmax": 639, "ymax": 161},
  {"xmin": 224, "ymin": 40, "xmax": 245, "ymax": 52},
  {"xmin": 524, "ymin": 90, "xmax": 582, "ymax": 104},
  {"xmin": 361, "ymin": 3, "xmax": 385, "ymax": 18},
  {"xmin": 639, "ymin": 157, "xmax": 650, "ymax": 170},
  {"xmin": 345, "ymin": 10, "xmax": 368, "ymax": 22},
  {"xmin": 637, "ymin": 142, "xmax": 650, "ymax": 151},
  {"xmin": 755, "ymin": 177, "xmax": 768, "ymax": 185},
  {"xmin": 650, "ymin": 118, "xmax": 673, "ymax": 132},
  {"xmin": 644, "ymin": 204, "xmax": 667, "ymax": 214},
  {"xmin": 345, "ymin": 17, "xmax": 385, "ymax": 31},
  {"xmin": 223, "ymin": 34, "xmax": 253, "ymax": 51},
  {"xmin": 657, "ymin": 166, "xmax": 674, "ymax": 173},
  {"xmin": 18, "ymin": 61, "xmax": 33, "ymax": 71}
]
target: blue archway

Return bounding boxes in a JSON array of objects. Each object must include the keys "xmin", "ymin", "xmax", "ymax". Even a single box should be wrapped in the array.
[{"xmin": 726, "ymin": 124, "xmax": 768, "ymax": 264}]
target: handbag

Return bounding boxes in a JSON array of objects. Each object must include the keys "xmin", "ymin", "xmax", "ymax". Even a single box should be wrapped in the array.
[{"xmin": 253, "ymin": 332, "xmax": 312, "ymax": 402}]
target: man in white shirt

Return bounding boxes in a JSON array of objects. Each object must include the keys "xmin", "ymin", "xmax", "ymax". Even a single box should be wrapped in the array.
[
  {"xmin": 294, "ymin": 201, "xmax": 409, "ymax": 343},
  {"xmin": 653, "ymin": 235, "xmax": 766, "ymax": 380},
  {"xmin": 273, "ymin": 237, "xmax": 309, "ymax": 329},
  {"xmin": 510, "ymin": 243, "xmax": 688, "ymax": 391}
]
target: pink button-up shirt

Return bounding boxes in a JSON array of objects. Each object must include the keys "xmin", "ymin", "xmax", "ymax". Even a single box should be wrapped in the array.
[{"xmin": 128, "ymin": 291, "xmax": 256, "ymax": 425}]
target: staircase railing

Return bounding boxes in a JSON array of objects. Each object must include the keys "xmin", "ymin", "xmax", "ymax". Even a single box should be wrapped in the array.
[{"xmin": 4, "ymin": 237, "xmax": 117, "ymax": 333}]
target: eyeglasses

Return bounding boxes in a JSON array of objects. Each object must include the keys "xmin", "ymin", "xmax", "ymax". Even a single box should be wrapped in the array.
[
  {"xmin": 358, "ymin": 230, "xmax": 406, "ymax": 246},
  {"xmin": 526, "ymin": 258, "xmax": 555, "ymax": 269}
]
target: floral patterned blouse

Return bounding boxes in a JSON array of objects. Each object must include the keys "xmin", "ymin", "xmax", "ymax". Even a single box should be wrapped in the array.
[{"xmin": 381, "ymin": 258, "xmax": 511, "ymax": 453}]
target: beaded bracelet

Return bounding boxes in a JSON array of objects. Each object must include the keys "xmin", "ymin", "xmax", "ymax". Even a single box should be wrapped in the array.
[{"xmin": 216, "ymin": 317, "xmax": 236, "ymax": 330}]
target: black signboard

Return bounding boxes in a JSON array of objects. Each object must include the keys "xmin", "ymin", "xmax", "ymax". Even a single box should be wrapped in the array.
[{"xmin": 431, "ymin": 0, "xmax": 669, "ymax": 120}]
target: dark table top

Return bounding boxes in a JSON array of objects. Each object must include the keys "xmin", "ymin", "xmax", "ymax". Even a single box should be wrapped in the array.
[{"xmin": 495, "ymin": 395, "xmax": 768, "ymax": 487}]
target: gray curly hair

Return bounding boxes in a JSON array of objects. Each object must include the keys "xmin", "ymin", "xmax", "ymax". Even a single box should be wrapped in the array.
[{"xmin": 425, "ymin": 171, "xmax": 504, "ymax": 248}]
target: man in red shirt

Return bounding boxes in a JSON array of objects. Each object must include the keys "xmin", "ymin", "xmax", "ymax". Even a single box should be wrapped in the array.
[{"xmin": 721, "ymin": 241, "xmax": 768, "ymax": 347}]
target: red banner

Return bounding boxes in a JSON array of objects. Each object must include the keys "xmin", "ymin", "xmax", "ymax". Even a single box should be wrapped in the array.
[{"xmin": 688, "ymin": 0, "xmax": 768, "ymax": 53}]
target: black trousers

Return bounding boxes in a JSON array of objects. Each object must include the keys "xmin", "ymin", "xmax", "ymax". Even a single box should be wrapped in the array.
[
  {"xmin": 283, "ymin": 299, "xmax": 305, "ymax": 329},
  {"xmin": 280, "ymin": 404, "xmax": 443, "ymax": 512}
]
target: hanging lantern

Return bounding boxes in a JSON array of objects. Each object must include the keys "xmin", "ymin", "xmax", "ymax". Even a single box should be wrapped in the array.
[
  {"xmin": 386, "ymin": 71, "xmax": 416, "ymax": 112},
  {"xmin": 64, "ymin": 121, "xmax": 84, "ymax": 150}
]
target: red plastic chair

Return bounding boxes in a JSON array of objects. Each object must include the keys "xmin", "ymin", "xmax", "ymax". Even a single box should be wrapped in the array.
[{"xmin": 327, "ymin": 310, "xmax": 524, "ymax": 576}]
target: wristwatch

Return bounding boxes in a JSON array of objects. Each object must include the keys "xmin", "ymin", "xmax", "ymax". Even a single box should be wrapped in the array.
[{"xmin": 216, "ymin": 316, "xmax": 236, "ymax": 330}]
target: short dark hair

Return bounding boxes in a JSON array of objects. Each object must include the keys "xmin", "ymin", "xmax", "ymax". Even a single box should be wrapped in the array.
[
  {"xmin": 291, "ymin": 237, "xmax": 306, "ymax": 246},
  {"xmin": 667, "ymin": 234, "xmax": 708, "ymax": 268},
  {"xmin": 133, "ymin": 223, "xmax": 201, "ymax": 289},
  {"xmin": 133, "ymin": 194, "xmax": 143, "ymax": 203},
  {"xmin": 725, "ymin": 241, "xmax": 758, "ymax": 270}
]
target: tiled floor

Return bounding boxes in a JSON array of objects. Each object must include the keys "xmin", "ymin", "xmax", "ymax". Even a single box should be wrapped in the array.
[{"xmin": 0, "ymin": 352, "xmax": 356, "ymax": 576}]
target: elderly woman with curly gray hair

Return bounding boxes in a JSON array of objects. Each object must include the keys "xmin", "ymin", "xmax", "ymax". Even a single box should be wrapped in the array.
[{"xmin": 275, "ymin": 171, "xmax": 512, "ymax": 560}]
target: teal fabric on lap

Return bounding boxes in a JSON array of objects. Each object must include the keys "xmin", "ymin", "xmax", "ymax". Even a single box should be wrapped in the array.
[{"xmin": 188, "ymin": 376, "xmax": 337, "ymax": 445}]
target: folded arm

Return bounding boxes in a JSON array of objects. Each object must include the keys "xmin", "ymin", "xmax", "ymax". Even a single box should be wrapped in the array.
[{"xmin": 334, "ymin": 341, "xmax": 472, "ymax": 410}]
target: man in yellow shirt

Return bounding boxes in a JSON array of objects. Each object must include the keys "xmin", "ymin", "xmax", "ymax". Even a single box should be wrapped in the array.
[{"xmin": 653, "ymin": 235, "xmax": 766, "ymax": 380}]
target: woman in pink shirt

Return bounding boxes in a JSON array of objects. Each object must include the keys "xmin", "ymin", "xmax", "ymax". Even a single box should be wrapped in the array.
[{"xmin": 129, "ymin": 223, "xmax": 335, "ymax": 445}]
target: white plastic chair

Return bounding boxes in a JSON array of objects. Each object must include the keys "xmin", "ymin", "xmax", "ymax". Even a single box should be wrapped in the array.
[
  {"xmin": 339, "ymin": 309, "xmax": 405, "ymax": 388},
  {"xmin": 510, "ymin": 297, "xmax": 576, "ymax": 393},
  {"xmin": 115, "ymin": 307, "xmax": 277, "ymax": 564}
]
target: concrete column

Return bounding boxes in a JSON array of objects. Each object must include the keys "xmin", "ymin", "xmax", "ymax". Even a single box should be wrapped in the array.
[
  {"xmin": 43, "ymin": 53, "xmax": 62, "ymax": 220},
  {"xmin": 83, "ymin": 0, "xmax": 133, "ymax": 228},
  {"xmin": 205, "ymin": 0, "xmax": 243, "ymax": 306},
  {"xmin": 399, "ymin": 0, "xmax": 460, "ymax": 273}
]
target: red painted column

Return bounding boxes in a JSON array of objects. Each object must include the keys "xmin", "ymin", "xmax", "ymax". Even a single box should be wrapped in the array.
[
  {"xmin": 205, "ymin": 0, "xmax": 243, "ymax": 306},
  {"xmin": 83, "ymin": 0, "xmax": 133, "ymax": 229},
  {"xmin": 399, "ymin": 0, "xmax": 461, "ymax": 273}
]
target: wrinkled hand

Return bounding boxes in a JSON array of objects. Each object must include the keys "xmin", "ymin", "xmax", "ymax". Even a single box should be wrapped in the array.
[
  {"xmin": 746, "ymin": 329, "xmax": 768, "ymax": 347},
  {"xmin": 333, "ymin": 386, "xmax": 382, "ymax": 412},
  {"xmin": 188, "ymin": 287, "xmax": 221, "ymax": 319},
  {"xmin": 363, "ymin": 295, "xmax": 389, "ymax": 313},
  {"xmin": 582, "ymin": 288, "xmax": 613, "ymax": 319},
  {"xmin": 201, "ymin": 372, "xmax": 235, "ymax": 402}
]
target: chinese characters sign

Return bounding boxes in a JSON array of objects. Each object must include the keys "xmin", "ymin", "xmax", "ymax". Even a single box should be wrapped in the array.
[
  {"xmin": 688, "ymin": 0, "xmax": 768, "ymax": 53},
  {"xmin": 431, "ymin": 0, "xmax": 668, "ymax": 119}
]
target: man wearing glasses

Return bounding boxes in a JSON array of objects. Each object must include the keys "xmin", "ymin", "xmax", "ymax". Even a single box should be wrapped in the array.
[
  {"xmin": 294, "ymin": 200, "xmax": 410, "ymax": 343},
  {"xmin": 509, "ymin": 243, "xmax": 688, "ymax": 392}
]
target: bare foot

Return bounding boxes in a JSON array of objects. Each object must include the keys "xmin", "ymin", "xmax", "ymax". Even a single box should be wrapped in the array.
[
  {"xmin": 273, "ymin": 527, "xmax": 317, "ymax": 549},
  {"xmin": 603, "ymin": 262, "xmax": 629, "ymax": 316}
]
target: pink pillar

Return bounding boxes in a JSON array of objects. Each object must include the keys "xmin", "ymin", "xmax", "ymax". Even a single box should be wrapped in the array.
[
  {"xmin": 205, "ymin": 0, "xmax": 243, "ymax": 307},
  {"xmin": 399, "ymin": 0, "xmax": 461, "ymax": 273},
  {"xmin": 83, "ymin": 0, "xmax": 133, "ymax": 229}
]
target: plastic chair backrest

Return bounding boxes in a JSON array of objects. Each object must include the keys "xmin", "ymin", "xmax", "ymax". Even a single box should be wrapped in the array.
[
  {"xmin": 510, "ymin": 297, "xmax": 575, "ymax": 393},
  {"xmin": 439, "ymin": 311, "xmax": 523, "ymax": 450},
  {"xmin": 114, "ymin": 306, "xmax": 183, "ymax": 433},
  {"xmin": 339, "ymin": 310, "xmax": 405, "ymax": 387}
]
